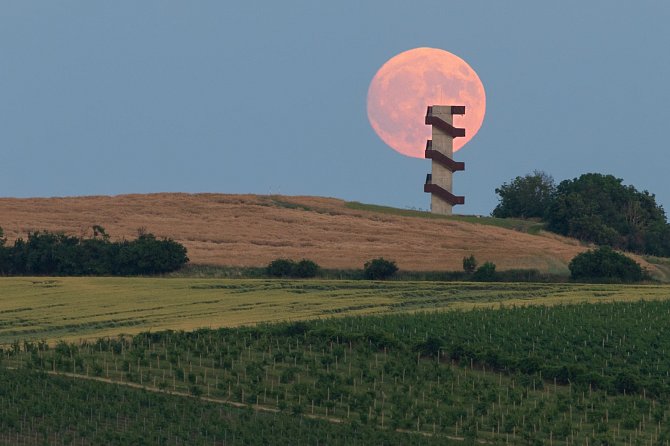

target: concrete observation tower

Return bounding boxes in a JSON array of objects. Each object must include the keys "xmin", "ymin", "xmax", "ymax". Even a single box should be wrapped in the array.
[{"xmin": 423, "ymin": 105, "xmax": 466, "ymax": 215}]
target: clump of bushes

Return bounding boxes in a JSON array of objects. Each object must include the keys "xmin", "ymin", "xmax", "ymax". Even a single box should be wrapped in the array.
[
  {"xmin": 462, "ymin": 255, "xmax": 497, "ymax": 282},
  {"xmin": 266, "ymin": 258, "xmax": 319, "ymax": 278},
  {"xmin": 462, "ymin": 254, "xmax": 477, "ymax": 274},
  {"xmin": 473, "ymin": 261, "xmax": 497, "ymax": 282},
  {"xmin": 266, "ymin": 259, "xmax": 295, "ymax": 277},
  {"xmin": 568, "ymin": 246, "xmax": 645, "ymax": 283},
  {"xmin": 363, "ymin": 258, "xmax": 398, "ymax": 280},
  {"xmin": 0, "ymin": 226, "xmax": 188, "ymax": 276}
]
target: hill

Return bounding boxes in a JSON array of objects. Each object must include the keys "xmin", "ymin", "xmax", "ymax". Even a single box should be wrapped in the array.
[{"xmin": 0, "ymin": 193, "xmax": 664, "ymax": 277}]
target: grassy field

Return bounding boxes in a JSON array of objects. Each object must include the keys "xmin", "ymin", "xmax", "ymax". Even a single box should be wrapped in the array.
[
  {"xmin": 345, "ymin": 201, "xmax": 545, "ymax": 234},
  {"xmin": 2, "ymin": 277, "xmax": 670, "ymax": 344}
]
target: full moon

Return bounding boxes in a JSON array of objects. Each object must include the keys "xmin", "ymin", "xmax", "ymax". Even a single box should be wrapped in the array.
[{"xmin": 367, "ymin": 47, "xmax": 486, "ymax": 158}]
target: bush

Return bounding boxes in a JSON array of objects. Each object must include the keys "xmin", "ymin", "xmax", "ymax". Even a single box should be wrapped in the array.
[
  {"xmin": 568, "ymin": 246, "xmax": 644, "ymax": 283},
  {"xmin": 266, "ymin": 258, "xmax": 320, "ymax": 278},
  {"xmin": 363, "ymin": 258, "xmax": 398, "ymax": 280},
  {"xmin": 495, "ymin": 269, "xmax": 547, "ymax": 282},
  {"xmin": 0, "ymin": 228, "xmax": 188, "ymax": 276},
  {"xmin": 462, "ymin": 254, "xmax": 477, "ymax": 274},
  {"xmin": 115, "ymin": 234, "xmax": 188, "ymax": 275},
  {"xmin": 472, "ymin": 262, "xmax": 496, "ymax": 281},
  {"xmin": 292, "ymin": 259, "xmax": 319, "ymax": 278},
  {"xmin": 266, "ymin": 259, "xmax": 295, "ymax": 277}
]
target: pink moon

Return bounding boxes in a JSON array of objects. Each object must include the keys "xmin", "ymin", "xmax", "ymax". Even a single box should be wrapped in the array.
[{"xmin": 367, "ymin": 47, "xmax": 486, "ymax": 158}]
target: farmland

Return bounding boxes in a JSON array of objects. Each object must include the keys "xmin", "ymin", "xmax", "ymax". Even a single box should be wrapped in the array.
[
  {"xmin": 0, "ymin": 193, "xmax": 602, "ymax": 275},
  {"xmin": 0, "ymin": 368, "xmax": 440, "ymax": 445},
  {"xmin": 5, "ymin": 299, "xmax": 670, "ymax": 444},
  {"xmin": 2, "ymin": 278, "xmax": 670, "ymax": 344}
]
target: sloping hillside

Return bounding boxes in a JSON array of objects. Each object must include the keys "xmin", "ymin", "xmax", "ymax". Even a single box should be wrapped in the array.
[{"xmin": 0, "ymin": 193, "xmax": 660, "ymax": 276}]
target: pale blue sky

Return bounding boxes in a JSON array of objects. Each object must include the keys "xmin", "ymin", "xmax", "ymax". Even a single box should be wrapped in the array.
[{"xmin": 1, "ymin": 1, "xmax": 669, "ymax": 215}]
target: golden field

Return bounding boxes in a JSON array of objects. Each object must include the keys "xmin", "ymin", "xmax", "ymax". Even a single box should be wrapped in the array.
[
  {"xmin": 0, "ymin": 192, "xmax": 647, "ymax": 275},
  {"xmin": 2, "ymin": 277, "xmax": 670, "ymax": 344}
]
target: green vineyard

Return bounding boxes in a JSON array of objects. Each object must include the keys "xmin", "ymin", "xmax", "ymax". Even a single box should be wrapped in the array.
[{"xmin": 4, "ymin": 299, "xmax": 670, "ymax": 444}]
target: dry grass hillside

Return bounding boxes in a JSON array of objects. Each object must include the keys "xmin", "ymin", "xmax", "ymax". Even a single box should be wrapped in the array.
[{"xmin": 0, "ymin": 193, "xmax": 662, "ymax": 276}]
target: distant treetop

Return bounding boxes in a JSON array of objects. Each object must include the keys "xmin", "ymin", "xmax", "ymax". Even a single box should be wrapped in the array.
[{"xmin": 493, "ymin": 172, "xmax": 670, "ymax": 257}]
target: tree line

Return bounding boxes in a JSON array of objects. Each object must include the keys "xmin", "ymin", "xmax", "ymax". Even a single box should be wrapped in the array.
[
  {"xmin": 493, "ymin": 171, "xmax": 670, "ymax": 257},
  {"xmin": 0, "ymin": 226, "xmax": 188, "ymax": 276}
]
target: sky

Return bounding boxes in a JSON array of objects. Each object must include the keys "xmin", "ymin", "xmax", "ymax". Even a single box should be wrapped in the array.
[{"xmin": 1, "ymin": 1, "xmax": 669, "ymax": 216}]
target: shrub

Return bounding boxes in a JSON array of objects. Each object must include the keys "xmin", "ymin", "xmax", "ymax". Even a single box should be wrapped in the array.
[
  {"xmin": 115, "ymin": 234, "xmax": 188, "ymax": 275},
  {"xmin": 568, "ymin": 246, "xmax": 644, "ymax": 283},
  {"xmin": 266, "ymin": 258, "xmax": 320, "ymax": 278},
  {"xmin": 266, "ymin": 258, "xmax": 295, "ymax": 277},
  {"xmin": 363, "ymin": 258, "xmax": 398, "ymax": 280},
  {"xmin": 472, "ymin": 262, "xmax": 496, "ymax": 281},
  {"xmin": 292, "ymin": 259, "xmax": 319, "ymax": 278},
  {"xmin": 1, "ymin": 228, "xmax": 188, "ymax": 276},
  {"xmin": 462, "ymin": 254, "xmax": 477, "ymax": 274},
  {"xmin": 495, "ymin": 269, "xmax": 546, "ymax": 282}
]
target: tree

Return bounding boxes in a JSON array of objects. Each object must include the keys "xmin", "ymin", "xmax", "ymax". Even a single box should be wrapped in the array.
[
  {"xmin": 546, "ymin": 173, "xmax": 670, "ymax": 256},
  {"xmin": 568, "ymin": 246, "xmax": 644, "ymax": 283},
  {"xmin": 363, "ymin": 258, "xmax": 398, "ymax": 280},
  {"xmin": 462, "ymin": 254, "xmax": 477, "ymax": 274},
  {"xmin": 492, "ymin": 171, "xmax": 556, "ymax": 219},
  {"xmin": 472, "ymin": 262, "xmax": 496, "ymax": 281},
  {"xmin": 116, "ymin": 234, "xmax": 188, "ymax": 275},
  {"xmin": 292, "ymin": 259, "xmax": 319, "ymax": 278},
  {"xmin": 267, "ymin": 259, "xmax": 295, "ymax": 277},
  {"xmin": 3, "ymin": 228, "xmax": 188, "ymax": 276},
  {"xmin": 266, "ymin": 258, "xmax": 320, "ymax": 278}
]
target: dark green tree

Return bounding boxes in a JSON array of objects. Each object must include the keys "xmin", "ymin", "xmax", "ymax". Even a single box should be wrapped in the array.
[
  {"xmin": 292, "ymin": 259, "xmax": 319, "ymax": 278},
  {"xmin": 462, "ymin": 254, "xmax": 477, "ymax": 274},
  {"xmin": 116, "ymin": 234, "xmax": 188, "ymax": 275},
  {"xmin": 472, "ymin": 262, "xmax": 496, "ymax": 281},
  {"xmin": 546, "ymin": 173, "xmax": 670, "ymax": 256},
  {"xmin": 363, "ymin": 258, "xmax": 398, "ymax": 280},
  {"xmin": 267, "ymin": 258, "xmax": 295, "ymax": 277},
  {"xmin": 3, "ymin": 228, "xmax": 187, "ymax": 276},
  {"xmin": 492, "ymin": 171, "xmax": 556, "ymax": 219},
  {"xmin": 568, "ymin": 246, "xmax": 644, "ymax": 283}
]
